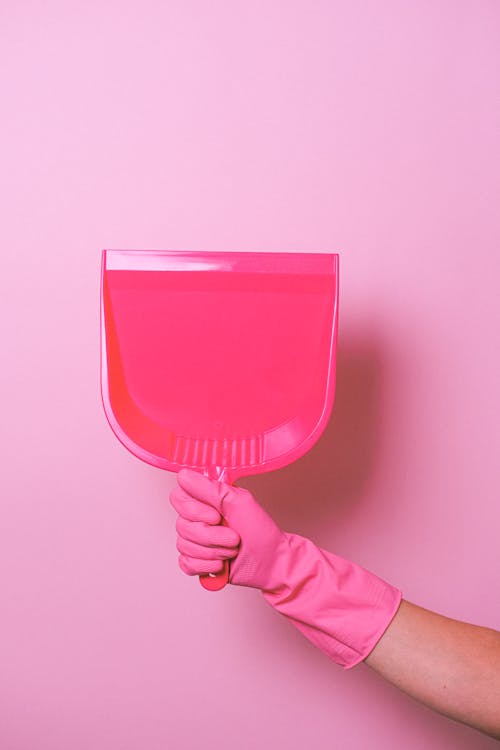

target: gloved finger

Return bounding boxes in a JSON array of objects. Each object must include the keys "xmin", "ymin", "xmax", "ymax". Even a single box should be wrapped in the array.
[
  {"xmin": 169, "ymin": 485, "xmax": 221, "ymax": 525},
  {"xmin": 176, "ymin": 516, "xmax": 240, "ymax": 548},
  {"xmin": 176, "ymin": 536, "xmax": 239, "ymax": 561},
  {"xmin": 177, "ymin": 469, "xmax": 224, "ymax": 513},
  {"xmin": 178, "ymin": 554, "xmax": 224, "ymax": 576}
]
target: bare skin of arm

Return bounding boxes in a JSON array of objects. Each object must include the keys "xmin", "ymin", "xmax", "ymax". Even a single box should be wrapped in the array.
[{"xmin": 364, "ymin": 599, "xmax": 500, "ymax": 740}]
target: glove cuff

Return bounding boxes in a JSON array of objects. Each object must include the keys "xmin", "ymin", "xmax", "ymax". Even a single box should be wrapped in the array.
[{"xmin": 261, "ymin": 533, "xmax": 402, "ymax": 669}]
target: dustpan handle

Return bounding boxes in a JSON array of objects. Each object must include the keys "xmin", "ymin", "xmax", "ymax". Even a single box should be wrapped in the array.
[
  {"xmin": 199, "ymin": 472, "xmax": 231, "ymax": 592},
  {"xmin": 199, "ymin": 516, "xmax": 230, "ymax": 591}
]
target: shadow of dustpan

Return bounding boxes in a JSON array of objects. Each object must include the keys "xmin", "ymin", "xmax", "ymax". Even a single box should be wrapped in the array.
[{"xmin": 100, "ymin": 250, "xmax": 339, "ymax": 590}]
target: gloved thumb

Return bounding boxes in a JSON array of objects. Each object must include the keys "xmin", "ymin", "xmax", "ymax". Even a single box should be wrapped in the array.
[{"xmin": 177, "ymin": 468, "xmax": 257, "ymax": 529}]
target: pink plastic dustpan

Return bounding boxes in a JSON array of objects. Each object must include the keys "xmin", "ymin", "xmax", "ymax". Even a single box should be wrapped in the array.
[{"xmin": 100, "ymin": 250, "xmax": 339, "ymax": 590}]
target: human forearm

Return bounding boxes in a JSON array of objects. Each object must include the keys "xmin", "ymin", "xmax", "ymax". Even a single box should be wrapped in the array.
[{"xmin": 365, "ymin": 599, "xmax": 500, "ymax": 740}]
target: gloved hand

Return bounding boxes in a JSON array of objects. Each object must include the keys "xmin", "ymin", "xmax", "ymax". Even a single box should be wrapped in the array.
[{"xmin": 170, "ymin": 468, "xmax": 402, "ymax": 669}]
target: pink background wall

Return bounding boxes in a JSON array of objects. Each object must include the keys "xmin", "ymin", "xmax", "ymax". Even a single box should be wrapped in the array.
[{"xmin": 1, "ymin": 2, "xmax": 499, "ymax": 748}]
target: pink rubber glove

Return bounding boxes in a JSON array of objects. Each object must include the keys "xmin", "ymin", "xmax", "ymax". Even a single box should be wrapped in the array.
[{"xmin": 170, "ymin": 468, "xmax": 402, "ymax": 669}]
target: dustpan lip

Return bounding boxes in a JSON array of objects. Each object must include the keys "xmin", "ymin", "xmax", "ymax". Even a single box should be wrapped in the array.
[
  {"xmin": 102, "ymin": 248, "xmax": 338, "ymax": 275},
  {"xmin": 100, "ymin": 250, "xmax": 339, "ymax": 482}
]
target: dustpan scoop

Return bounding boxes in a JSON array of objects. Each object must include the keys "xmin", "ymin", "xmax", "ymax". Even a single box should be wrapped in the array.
[{"xmin": 100, "ymin": 250, "xmax": 339, "ymax": 590}]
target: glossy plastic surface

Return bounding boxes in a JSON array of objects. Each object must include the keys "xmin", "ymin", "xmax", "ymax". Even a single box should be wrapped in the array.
[{"xmin": 100, "ymin": 249, "xmax": 339, "ymax": 485}]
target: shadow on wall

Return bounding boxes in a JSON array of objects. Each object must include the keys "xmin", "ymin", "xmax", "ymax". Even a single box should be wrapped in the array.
[{"xmin": 239, "ymin": 329, "xmax": 385, "ymax": 540}]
